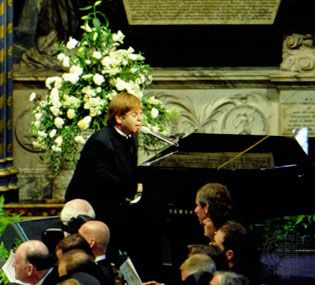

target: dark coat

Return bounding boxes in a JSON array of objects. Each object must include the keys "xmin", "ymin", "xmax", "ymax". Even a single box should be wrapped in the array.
[{"xmin": 65, "ymin": 126, "xmax": 138, "ymax": 219}]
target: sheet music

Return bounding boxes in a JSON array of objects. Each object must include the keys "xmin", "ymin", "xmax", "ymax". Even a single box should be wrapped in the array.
[
  {"xmin": 1, "ymin": 251, "xmax": 25, "ymax": 284},
  {"xmin": 119, "ymin": 257, "xmax": 142, "ymax": 285}
]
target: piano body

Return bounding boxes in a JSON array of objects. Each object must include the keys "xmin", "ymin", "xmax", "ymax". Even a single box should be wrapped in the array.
[{"xmin": 135, "ymin": 133, "xmax": 314, "ymax": 280}]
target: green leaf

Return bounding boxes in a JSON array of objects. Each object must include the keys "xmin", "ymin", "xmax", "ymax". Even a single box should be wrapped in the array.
[{"xmin": 80, "ymin": 5, "xmax": 93, "ymax": 11}]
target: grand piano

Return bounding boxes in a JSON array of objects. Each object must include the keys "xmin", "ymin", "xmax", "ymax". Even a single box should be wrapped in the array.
[{"xmin": 134, "ymin": 132, "xmax": 315, "ymax": 281}]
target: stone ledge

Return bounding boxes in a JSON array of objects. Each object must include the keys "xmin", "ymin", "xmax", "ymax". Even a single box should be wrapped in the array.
[{"xmin": 4, "ymin": 201, "xmax": 64, "ymax": 219}]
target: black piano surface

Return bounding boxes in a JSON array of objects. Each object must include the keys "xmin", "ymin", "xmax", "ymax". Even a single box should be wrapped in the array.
[{"xmin": 134, "ymin": 133, "xmax": 315, "ymax": 281}]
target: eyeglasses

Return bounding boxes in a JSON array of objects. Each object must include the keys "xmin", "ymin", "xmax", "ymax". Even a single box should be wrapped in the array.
[{"xmin": 126, "ymin": 112, "xmax": 142, "ymax": 119}]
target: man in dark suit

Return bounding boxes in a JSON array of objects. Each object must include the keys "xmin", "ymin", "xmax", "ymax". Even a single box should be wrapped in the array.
[
  {"xmin": 65, "ymin": 91, "xmax": 142, "ymax": 263},
  {"xmin": 65, "ymin": 91, "xmax": 142, "ymax": 220},
  {"xmin": 79, "ymin": 220, "xmax": 115, "ymax": 285},
  {"xmin": 12, "ymin": 240, "xmax": 61, "ymax": 285}
]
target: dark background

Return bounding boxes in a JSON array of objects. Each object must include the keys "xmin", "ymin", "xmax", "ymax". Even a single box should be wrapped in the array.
[{"xmin": 13, "ymin": 0, "xmax": 315, "ymax": 67}]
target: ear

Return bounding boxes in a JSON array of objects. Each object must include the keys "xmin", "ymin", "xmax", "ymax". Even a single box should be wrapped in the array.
[
  {"xmin": 27, "ymin": 263, "xmax": 34, "ymax": 276},
  {"xmin": 225, "ymin": 249, "xmax": 234, "ymax": 261},
  {"xmin": 204, "ymin": 203, "xmax": 209, "ymax": 214},
  {"xmin": 89, "ymin": 238, "xmax": 96, "ymax": 248},
  {"xmin": 115, "ymin": 114, "xmax": 124, "ymax": 125}
]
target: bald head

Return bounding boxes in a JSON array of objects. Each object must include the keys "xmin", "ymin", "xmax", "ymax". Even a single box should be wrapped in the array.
[
  {"xmin": 61, "ymin": 199, "xmax": 95, "ymax": 224},
  {"xmin": 78, "ymin": 220, "xmax": 110, "ymax": 256},
  {"xmin": 14, "ymin": 240, "xmax": 51, "ymax": 283}
]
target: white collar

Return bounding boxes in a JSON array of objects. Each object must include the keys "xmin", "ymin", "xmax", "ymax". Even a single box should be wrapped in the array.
[
  {"xmin": 35, "ymin": 267, "xmax": 53, "ymax": 285},
  {"xmin": 114, "ymin": 126, "xmax": 131, "ymax": 139},
  {"xmin": 95, "ymin": 255, "xmax": 106, "ymax": 263}
]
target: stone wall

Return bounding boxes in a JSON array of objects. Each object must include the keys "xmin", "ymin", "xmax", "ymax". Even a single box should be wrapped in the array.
[{"xmin": 12, "ymin": 67, "xmax": 315, "ymax": 202}]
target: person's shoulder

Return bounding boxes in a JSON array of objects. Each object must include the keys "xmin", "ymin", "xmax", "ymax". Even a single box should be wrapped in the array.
[{"xmin": 72, "ymin": 271, "xmax": 102, "ymax": 285}]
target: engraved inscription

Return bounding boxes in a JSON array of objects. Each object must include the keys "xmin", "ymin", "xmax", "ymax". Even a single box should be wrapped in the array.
[
  {"xmin": 123, "ymin": 0, "xmax": 281, "ymax": 25},
  {"xmin": 281, "ymin": 93, "xmax": 315, "ymax": 136}
]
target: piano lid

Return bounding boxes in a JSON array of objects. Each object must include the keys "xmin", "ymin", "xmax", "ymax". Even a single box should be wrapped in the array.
[{"xmin": 140, "ymin": 133, "xmax": 312, "ymax": 170}]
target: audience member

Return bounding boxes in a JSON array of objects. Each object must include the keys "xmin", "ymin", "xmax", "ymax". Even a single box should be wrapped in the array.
[
  {"xmin": 78, "ymin": 220, "xmax": 115, "ymax": 285},
  {"xmin": 55, "ymin": 233, "xmax": 94, "ymax": 259},
  {"xmin": 13, "ymin": 240, "xmax": 60, "ymax": 285},
  {"xmin": 202, "ymin": 197, "xmax": 235, "ymax": 243},
  {"xmin": 194, "ymin": 183, "xmax": 232, "ymax": 225},
  {"xmin": 212, "ymin": 221, "xmax": 261, "ymax": 284},
  {"xmin": 142, "ymin": 253, "xmax": 216, "ymax": 285},
  {"xmin": 210, "ymin": 271, "xmax": 249, "ymax": 285},
  {"xmin": 41, "ymin": 198, "xmax": 95, "ymax": 254},
  {"xmin": 58, "ymin": 249, "xmax": 101, "ymax": 285},
  {"xmin": 179, "ymin": 253, "xmax": 216, "ymax": 285},
  {"xmin": 187, "ymin": 244, "xmax": 227, "ymax": 272}
]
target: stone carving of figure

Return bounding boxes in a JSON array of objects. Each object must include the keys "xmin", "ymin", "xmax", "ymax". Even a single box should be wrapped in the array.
[
  {"xmin": 17, "ymin": 0, "xmax": 82, "ymax": 70},
  {"xmin": 280, "ymin": 33, "xmax": 315, "ymax": 72}
]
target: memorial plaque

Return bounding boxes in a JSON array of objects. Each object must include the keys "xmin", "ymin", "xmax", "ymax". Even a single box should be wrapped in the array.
[
  {"xmin": 123, "ymin": 0, "xmax": 282, "ymax": 25},
  {"xmin": 281, "ymin": 91, "xmax": 315, "ymax": 137}
]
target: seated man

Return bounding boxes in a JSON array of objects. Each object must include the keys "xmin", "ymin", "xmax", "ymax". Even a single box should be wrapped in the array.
[
  {"xmin": 41, "ymin": 198, "xmax": 95, "ymax": 253},
  {"xmin": 58, "ymin": 249, "xmax": 101, "ymax": 285},
  {"xmin": 78, "ymin": 220, "xmax": 115, "ymax": 285},
  {"xmin": 13, "ymin": 240, "xmax": 60, "ymax": 285}
]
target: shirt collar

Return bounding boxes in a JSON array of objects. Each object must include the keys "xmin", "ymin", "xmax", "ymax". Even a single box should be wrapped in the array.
[
  {"xmin": 95, "ymin": 255, "xmax": 106, "ymax": 263},
  {"xmin": 114, "ymin": 126, "xmax": 131, "ymax": 139},
  {"xmin": 36, "ymin": 267, "xmax": 53, "ymax": 285}
]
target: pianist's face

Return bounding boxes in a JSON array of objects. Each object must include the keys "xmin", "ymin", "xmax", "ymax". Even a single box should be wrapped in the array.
[
  {"xmin": 194, "ymin": 201, "xmax": 208, "ymax": 225},
  {"xmin": 115, "ymin": 108, "xmax": 142, "ymax": 135}
]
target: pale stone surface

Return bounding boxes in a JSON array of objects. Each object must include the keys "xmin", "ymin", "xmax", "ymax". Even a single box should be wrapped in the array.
[
  {"xmin": 281, "ymin": 34, "xmax": 315, "ymax": 73},
  {"xmin": 280, "ymin": 90, "xmax": 315, "ymax": 136},
  {"xmin": 12, "ymin": 67, "xmax": 315, "ymax": 201},
  {"xmin": 123, "ymin": 0, "xmax": 281, "ymax": 25}
]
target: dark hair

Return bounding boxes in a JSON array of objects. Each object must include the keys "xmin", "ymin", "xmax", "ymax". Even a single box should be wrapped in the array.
[
  {"xmin": 207, "ymin": 197, "xmax": 235, "ymax": 229},
  {"xmin": 27, "ymin": 253, "xmax": 55, "ymax": 271},
  {"xmin": 106, "ymin": 92, "xmax": 141, "ymax": 127},
  {"xmin": 56, "ymin": 233, "xmax": 94, "ymax": 257}
]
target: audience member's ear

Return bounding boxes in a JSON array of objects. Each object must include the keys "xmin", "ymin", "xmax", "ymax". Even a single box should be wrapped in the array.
[{"xmin": 225, "ymin": 249, "xmax": 234, "ymax": 261}]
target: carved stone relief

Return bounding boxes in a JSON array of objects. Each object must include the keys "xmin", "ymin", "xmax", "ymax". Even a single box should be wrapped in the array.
[
  {"xmin": 153, "ymin": 89, "xmax": 274, "ymax": 137},
  {"xmin": 281, "ymin": 33, "xmax": 315, "ymax": 72}
]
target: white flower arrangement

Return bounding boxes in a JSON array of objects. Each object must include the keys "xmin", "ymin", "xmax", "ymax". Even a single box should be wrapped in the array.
[{"xmin": 30, "ymin": 1, "xmax": 177, "ymax": 175}]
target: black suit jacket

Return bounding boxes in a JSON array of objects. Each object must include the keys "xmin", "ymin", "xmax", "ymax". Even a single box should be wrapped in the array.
[
  {"xmin": 65, "ymin": 126, "xmax": 138, "ymax": 219},
  {"xmin": 96, "ymin": 258, "xmax": 116, "ymax": 285}
]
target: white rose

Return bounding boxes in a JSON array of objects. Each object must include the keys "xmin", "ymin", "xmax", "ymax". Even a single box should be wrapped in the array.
[
  {"xmin": 151, "ymin": 107, "xmax": 159, "ymax": 118},
  {"xmin": 57, "ymin": 53, "xmax": 66, "ymax": 62},
  {"xmin": 112, "ymin": 30, "xmax": 125, "ymax": 43},
  {"xmin": 67, "ymin": 109, "xmax": 75, "ymax": 119},
  {"xmin": 78, "ymin": 116, "xmax": 92, "ymax": 130},
  {"xmin": 52, "ymin": 145, "xmax": 62, "ymax": 152},
  {"xmin": 62, "ymin": 73, "xmax": 80, "ymax": 84},
  {"xmin": 54, "ymin": 117, "xmax": 64, "ymax": 129},
  {"xmin": 35, "ymin": 113, "xmax": 42, "ymax": 120},
  {"xmin": 93, "ymin": 74, "xmax": 105, "ymax": 86},
  {"xmin": 74, "ymin": 135, "xmax": 86, "ymax": 145},
  {"xmin": 49, "ymin": 129, "xmax": 57, "ymax": 138},
  {"xmin": 38, "ymin": 131, "xmax": 47, "ymax": 138},
  {"xmin": 66, "ymin": 37, "xmax": 78, "ymax": 49},
  {"xmin": 92, "ymin": 51, "xmax": 102, "ymax": 59},
  {"xmin": 70, "ymin": 65, "xmax": 83, "ymax": 76},
  {"xmin": 62, "ymin": 56, "xmax": 70, "ymax": 68},
  {"xmin": 50, "ymin": 106, "xmax": 60, "ymax": 117},
  {"xmin": 55, "ymin": 136, "xmax": 63, "ymax": 146}
]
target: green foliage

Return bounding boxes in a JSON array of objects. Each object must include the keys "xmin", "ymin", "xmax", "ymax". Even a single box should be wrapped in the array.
[
  {"xmin": 250, "ymin": 214, "xmax": 315, "ymax": 243},
  {"xmin": 29, "ymin": 0, "xmax": 178, "ymax": 176},
  {"xmin": 0, "ymin": 196, "xmax": 23, "ymax": 285},
  {"xmin": 0, "ymin": 196, "xmax": 22, "ymax": 235}
]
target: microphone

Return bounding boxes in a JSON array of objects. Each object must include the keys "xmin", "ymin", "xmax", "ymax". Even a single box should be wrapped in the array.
[{"xmin": 140, "ymin": 126, "xmax": 179, "ymax": 147}]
